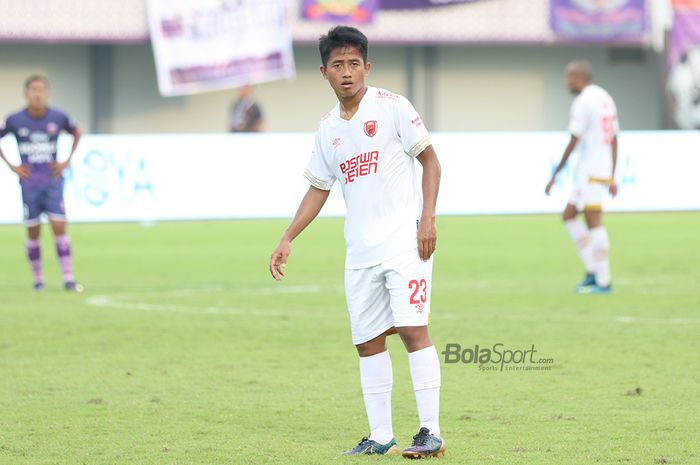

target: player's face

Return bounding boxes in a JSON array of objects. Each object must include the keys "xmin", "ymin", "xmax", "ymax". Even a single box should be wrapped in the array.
[
  {"xmin": 320, "ymin": 46, "xmax": 371, "ymax": 100},
  {"xmin": 25, "ymin": 80, "xmax": 49, "ymax": 109},
  {"xmin": 565, "ymin": 68, "xmax": 584, "ymax": 95}
]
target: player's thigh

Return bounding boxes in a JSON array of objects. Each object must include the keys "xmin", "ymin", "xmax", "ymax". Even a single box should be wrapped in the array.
[
  {"xmin": 582, "ymin": 183, "xmax": 605, "ymax": 228},
  {"xmin": 567, "ymin": 186, "xmax": 585, "ymax": 217},
  {"xmin": 20, "ymin": 185, "xmax": 44, "ymax": 227},
  {"xmin": 345, "ymin": 266, "xmax": 393, "ymax": 345},
  {"xmin": 45, "ymin": 179, "xmax": 67, "ymax": 224},
  {"xmin": 384, "ymin": 248, "xmax": 433, "ymax": 328}
]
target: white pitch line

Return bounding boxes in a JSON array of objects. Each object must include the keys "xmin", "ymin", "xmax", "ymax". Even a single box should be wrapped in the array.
[{"xmin": 85, "ymin": 285, "xmax": 334, "ymax": 316}]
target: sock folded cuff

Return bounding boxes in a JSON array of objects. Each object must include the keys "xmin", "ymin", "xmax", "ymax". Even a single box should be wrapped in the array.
[
  {"xmin": 26, "ymin": 239, "xmax": 40, "ymax": 248},
  {"xmin": 360, "ymin": 351, "xmax": 393, "ymax": 394},
  {"xmin": 408, "ymin": 346, "xmax": 441, "ymax": 391},
  {"xmin": 55, "ymin": 235, "xmax": 71, "ymax": 246},
  {"xmin": 589, "ymin": 227, "xmax": 609, "ymax": 246}
]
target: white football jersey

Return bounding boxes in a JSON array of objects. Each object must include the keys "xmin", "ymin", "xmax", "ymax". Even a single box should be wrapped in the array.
[
  {"xmin": 568, "ymin": 84, "xmax": 620, "ymax": 183},
  {"xmin": 305, "ymin": 87, "xmax": 432, "ymax": 269}
]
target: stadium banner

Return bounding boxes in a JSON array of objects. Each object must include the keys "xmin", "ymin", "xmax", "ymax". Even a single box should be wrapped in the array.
[
  {"xmin": 301, "ymin": 0, "xmax": 379, "ymax": 24},
  {"xmin": 666, "ymin": 0, "xmax": 700, "ymax": 129},
  {"xmin": 145, "ymin": 0, "xmax": 295, "ymax": 97},
  {"xmin": 549, "ymin": 0, "xmax": 647, "ymax": 42},
  {"xmin": 1, "ymin": 131, "xmax": 699, "ymax": 224}
]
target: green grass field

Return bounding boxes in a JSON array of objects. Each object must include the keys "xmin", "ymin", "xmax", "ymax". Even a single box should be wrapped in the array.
[{"xmin": 1, "ymin": 213, "xmax": 699, "ymax": 465}]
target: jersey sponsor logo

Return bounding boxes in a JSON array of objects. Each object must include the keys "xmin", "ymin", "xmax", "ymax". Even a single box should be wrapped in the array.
[
  {"xmin": 375, "ymin": 90, "xmax": 399, "ymax": 100},
  {"xmin": 339, "ymin": 150, "xmax": 379, "ymax": 184},
  {"xmin": 364, "ymin": 120, "xmax": 378, "ymax": 137},
  {"xmin": 18, "ymin": 127, "xmax": 30, "ymax": 137},
  {"xmin": 47, "ymin": 122, "xmax": 59, "ymax": 136},
  {"xmin": 411, "ymin": 116, "xmax": 423, "ymax": 128}
]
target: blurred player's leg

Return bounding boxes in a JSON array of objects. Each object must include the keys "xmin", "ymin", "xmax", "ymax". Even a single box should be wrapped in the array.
[
  {"xmin": 50, "ymin": 219, "xmax": 82, "ymax": 292},
  {"xmin": 589, "ymin": 226, "xmax": 612, "ymax": 290},
  {"xmin": 23, "ymin": 190, "xmax": 44, "ymax": 290},
  {"xmin": 564, "ymin": 210, "xmax": 595, "ymax": 287},
  {"xmin": 25, "ymin": 226, "xmax": 43, "ymax": 290},
  {"xmin": 584, "ymin": 209, "xmax": 612, "ymax": 293}
]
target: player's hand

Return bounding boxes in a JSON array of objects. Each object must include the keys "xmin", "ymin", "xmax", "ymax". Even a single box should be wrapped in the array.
[
  {"xmin": 545, "ymin": 178, "xmax": 556, "ymax": 196},
  {"xmin": 609, "ymin": 181, "xmax": 618, "ymax": 198},
  {"xmin": 10, "ymin": 164, "xmax": 29, "ymax": 180},
  {"xmin": 270, "ymin": 239, "xmax": 291, "ymax": 281},
  {"xmin": 417, "ymin": 215, "xmax": 437, "ymax": 261},
  {"xmin": 51, "ymin": 160, "xmax": 69, "ymax": 177}
]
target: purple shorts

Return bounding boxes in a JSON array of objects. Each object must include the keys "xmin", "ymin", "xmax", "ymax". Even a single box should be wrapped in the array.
[{"xmin": 21, "ymin": 179, "xmax": 66, "ymax": 226}]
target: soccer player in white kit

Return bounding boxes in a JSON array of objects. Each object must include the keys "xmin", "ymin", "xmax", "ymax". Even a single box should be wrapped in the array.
[
  {"xmin": 269, "ymin": 26, "xmax": 445, "ymax": 458},
  {"xmin": 546, "ymin": 60, "xmax": 618, "ymax": 294}
]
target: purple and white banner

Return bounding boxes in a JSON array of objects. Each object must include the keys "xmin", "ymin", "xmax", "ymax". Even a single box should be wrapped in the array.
[
  {"xmin": 146, "ymin": 0, "xmax": 295, "ymax": 97},
  {"xmin": 301, "ymin": 0, "xmax": 379, "ymax": 24},
  {"xmin": 550, "ymin": 0, "xmax": 647, "ymax": 42},
  {"xmin": 666, "ymin": 0, "xmax": 700, "ymax": 129}
]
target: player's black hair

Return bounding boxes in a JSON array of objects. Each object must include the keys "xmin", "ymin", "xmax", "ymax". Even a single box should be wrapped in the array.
[
  {"xmin": 24, "ymin": 74, "xmax": 50, "ymax": 89},
  {"xmin": 319, "ymin": 26, "xmax": 368, "ymax": 67}
]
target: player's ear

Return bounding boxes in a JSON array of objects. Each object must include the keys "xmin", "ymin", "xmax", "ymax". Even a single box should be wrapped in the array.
[
  {"xmin": 364, "ymin": 62, "xmax": 371, "ymax": 76},
  {"xmin": 320, "ymin": 66, "xmax": 328, "ymax": 80}
]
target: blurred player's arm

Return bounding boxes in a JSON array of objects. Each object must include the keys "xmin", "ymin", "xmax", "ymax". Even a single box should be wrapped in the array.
[
  {"xmin": 609, "ymin": 135, "xmax": 618, "ymax": 197},
  {"xmin": 545, "ymin": 135, "xmax": 578, "ymax": 196},
  {"xmin": 0, "ymin": 131, "xmax": 29, "ymax": 179},
  {"xmin": 52, "ymin": 127, "xmax": 81, "ymax": 177},
  {"xmin": 269, "ymin": 186, "xmax": 330, "ymax": 280},
  {"xmin": 417, "ymin": 145, "xmax": 441, "ymax": 261}
]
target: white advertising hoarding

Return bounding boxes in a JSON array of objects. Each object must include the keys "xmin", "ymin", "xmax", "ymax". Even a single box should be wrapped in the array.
[{"xmin": 0, "ymin": 131, "xmax": 698, "ymax": 224}]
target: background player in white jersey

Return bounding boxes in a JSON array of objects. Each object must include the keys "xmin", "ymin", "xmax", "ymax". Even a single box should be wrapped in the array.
[
  {"xmin": 0, "ymin": 75, "xmax": 83, "ymax": 292},
  {"xmin": 269, "ymin": 26, "xmax": 445, "ymax": 458},
  {"xmin": 546, "ymin": 60, "xmax": 618, "ymax": 294}
]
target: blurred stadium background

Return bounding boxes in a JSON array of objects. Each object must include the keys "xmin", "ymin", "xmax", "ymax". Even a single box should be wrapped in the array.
[{"xmin": 1, "ymin": 1, "xmax": 699, "ymax": 464}]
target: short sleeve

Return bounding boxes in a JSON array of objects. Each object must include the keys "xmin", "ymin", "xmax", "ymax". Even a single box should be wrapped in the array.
[
  {"xmin": 63, "ymin": 113, "xmax": 77, "ymax": 134},
  {"xmin": 394, "ymin": 96, "xmax": 431, "ymax": 158},
  {"xmin": 568, "ymin": 97, "xmax": 587, "ymax": 137},
  {"xmin": 304, "ymin": 131, "xmax": 336, "ymax": 191},
  {"xmin": 0, "ymin": 117, "xmax": 11, "ymax": 138}
]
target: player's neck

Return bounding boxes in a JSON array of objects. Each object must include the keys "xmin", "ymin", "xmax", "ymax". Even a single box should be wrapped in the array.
[
  {"xmin": 338, "ymin": 86, "xmax": 368, "ymax": 120},
  {"xmin": 26, "ymin": 105, "xmax": 48, "ymax": 118}
]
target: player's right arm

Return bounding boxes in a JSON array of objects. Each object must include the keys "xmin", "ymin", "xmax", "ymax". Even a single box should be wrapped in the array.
[
  {"xmin": 270, "ymin": 128, "xmax": 335, "ymax": 281},
  {"xmin": 269, "ymin": 186, "xmax": 330, "ymax": 280},
  {"xmin": 546, "ymin": 97, "xmax": 587, "ymax": 195},
  {"xmin": 0, "ymin": 120, "xmax": 29, "ymax": 180},
  {"xmin": 545, "ymin": 135, "xmax": 578, "ymax": 195}
]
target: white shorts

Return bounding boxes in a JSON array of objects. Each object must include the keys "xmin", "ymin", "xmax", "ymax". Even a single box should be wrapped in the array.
[
  {"xmin": 568, "ymin": 177, "xmax": 610, "ymax": 212},
  {"xmin": 345, "ymin": 248, "xmax": 433, "ymax": 345}
]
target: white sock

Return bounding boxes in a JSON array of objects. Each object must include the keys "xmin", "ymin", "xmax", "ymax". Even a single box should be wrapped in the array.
[
  {"xmin": 359, "ymin": 351, "xmax": 394, "ymax": 444},
  {"xmin": 408, "ymin": 346, "xmax": 441, "ymax": 438},
  {"xmin": 589, "ymin": 226, "xmax": 611, "ymax": 287},
  {"xmin": 565, "ymin": 219, "xmax": 595, "ymax": 274}
]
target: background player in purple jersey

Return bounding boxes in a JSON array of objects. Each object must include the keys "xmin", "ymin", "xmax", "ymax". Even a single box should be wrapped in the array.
[{"xmin": 0, "ymin": 75, "xmax": 83, "ymax": 292}]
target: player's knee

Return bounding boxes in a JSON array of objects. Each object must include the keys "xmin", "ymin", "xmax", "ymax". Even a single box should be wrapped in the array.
[
  {"xmin": 397, "ymin": 326, "xmax": 432, "ymax": 352},
  {"xmin": 355, "ymin": 337, "xmax": 386, "ymax": 357}
]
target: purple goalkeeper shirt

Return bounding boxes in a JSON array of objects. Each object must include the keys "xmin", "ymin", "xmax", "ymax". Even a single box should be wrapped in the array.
[{"xmin": 0, "ymin": 108, "xmax": 76, "ymax": 188}]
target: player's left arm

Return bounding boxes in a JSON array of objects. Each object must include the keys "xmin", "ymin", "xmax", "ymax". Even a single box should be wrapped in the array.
[
  {"xmin": 609, "ymin": 134, "xmax": 618, "ymax": 197},
  {"xmin": 52, "ymin": 126, "xmax": 81, "ymax": 177},
  {"xmin": 417, "ymin": 145, "xmax": 441, "ymax": 261}
]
